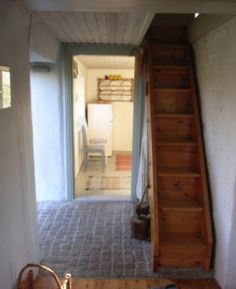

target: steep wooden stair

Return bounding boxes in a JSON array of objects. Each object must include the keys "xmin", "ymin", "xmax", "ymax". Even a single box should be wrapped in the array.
[{"xmin": 146, "ymin": 27, "xmax": 213, "ymax": 272}]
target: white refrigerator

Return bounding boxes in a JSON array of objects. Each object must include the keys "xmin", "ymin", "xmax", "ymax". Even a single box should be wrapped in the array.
[{"xmin": 87, "ymin": 103, "xmax": 113, "ymax": 156}]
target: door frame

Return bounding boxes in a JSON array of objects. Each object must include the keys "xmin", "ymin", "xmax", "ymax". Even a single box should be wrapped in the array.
[{"xmin": 63, "ymin": 43, "xmax": 144, "ymax": 201}]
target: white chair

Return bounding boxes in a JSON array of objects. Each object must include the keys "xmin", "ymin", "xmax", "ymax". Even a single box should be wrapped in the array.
[{"xmin": 81, "ymin": 124, "xmax": 106, "ymax": 170}]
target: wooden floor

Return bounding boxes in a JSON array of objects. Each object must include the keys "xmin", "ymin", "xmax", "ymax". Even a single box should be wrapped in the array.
[{"xmin": 34, "ymin": 277, "xmax": 221, "ymax": 289}]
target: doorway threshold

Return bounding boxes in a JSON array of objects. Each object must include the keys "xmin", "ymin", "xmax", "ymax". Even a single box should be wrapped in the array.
[{"xmin": 77, "ymin": 195, "xmax": 131, "ymax": 202}]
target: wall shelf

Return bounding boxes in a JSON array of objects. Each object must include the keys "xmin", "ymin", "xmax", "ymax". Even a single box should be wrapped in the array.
[{"xmin": 97, "ymin": 78, "xmax": 134, "ymax": 101}]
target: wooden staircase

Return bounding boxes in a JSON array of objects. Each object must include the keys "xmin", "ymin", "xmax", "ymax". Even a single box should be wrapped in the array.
[{"xmin": 146, "ymin": 27, "xmax": 213, "ymax": 272}]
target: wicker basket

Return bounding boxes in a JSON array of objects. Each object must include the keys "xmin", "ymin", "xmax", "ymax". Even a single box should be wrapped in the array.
[{"xmin": 17, "ymin": 263, "xmax": 71, "ymax": 289}]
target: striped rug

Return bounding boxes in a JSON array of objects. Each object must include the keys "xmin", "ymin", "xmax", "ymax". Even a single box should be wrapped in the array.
[{"xmin": 85, "ymin": 176, "xmax": 131, "ymax": 190}]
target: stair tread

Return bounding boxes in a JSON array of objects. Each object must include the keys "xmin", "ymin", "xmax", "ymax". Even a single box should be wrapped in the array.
[
  {"xmin": 155, "ymin": 113, "xmax": 194, "ymax": 118},
  {"xmin": 151, "ymin": 44, "xmax": 186, "ymax": 49},
  {"xmin": 157, "ymin": 170, "xmax": 200, "ymax": 177},
  {"xmin": 153, "ymin": 65, "xmax": 189, "ymax": 70},
  {"xmin": 154, "ymin": 88, "xmax": 191, "ymax": 93},
  {"xmin": 159, "ymin": 198, "xmax": 203, "ymax": 210},
  {"xmin": 157, "ymin": 137, "xmax": 195, "ymax": 143},
  {"xmin": 156, "ymin": 141, "xmax": 196, "ymax": 146},
  {"xmin": 160, "ymin": 233, "xmax": 205, "ymax": 246},
  {"xmin": 158, "ymin": 168, "xmax": 199, "ymax": 172}
]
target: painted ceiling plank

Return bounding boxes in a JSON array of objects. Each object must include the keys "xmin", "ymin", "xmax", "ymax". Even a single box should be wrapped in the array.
[
  {"xmin": 36, "ymin": 12, "xmax": 59, "ymax": 39},
  {"xmin": 38, "ymin": 10, "xmax": 151, "ymax": 45},
  {"xmin": 134, "ymin": 12, "xmax": 155, "ymax": 45},
  {"xmin": 95, "ymin": 13, "xmax": 108, "ymax": 44},
  {"xmin": 76, "ymin": 12, "xmax": 94, "ymax": 43},
  {"xmin": 60, "ymin": 13, "xmax": 80, "ymax": 43},
  {"xmin": 130, "ymin": 12, "xmax": 155, "ymax": 45},
  {"xmin": 50, "ymin": 12, "xmax": 78, "ymax": 42},
  {"xmin": 37, "ymin": 12, "xmax": 69, "ymax": 42},
  {"xmin": 37, "ymin": 10, "xmax": 152, "ymax": 45},
  {"xmin": 106, "ymin": 13, "xmax": 118, "ymax": 44},
  {"xmin": 66, "ymin": 12, "xmax": 87, "ymax": 43},
  {"xmin": 116, "ymin": 13, "xmax": 129, "ymax": 45},
  {"xmin": 128, "ymin": 13, "xmax": 145, "ymax": 45},
  {"xmin": 48, "ymin": 12, "xmax": 74, "ymax": 42},
  {"xmin": 123, "ymin": 12, "xmax": 140, "ymax": 45},
  {"xmin": 22, "ymin": 0, "xmax": 236, "ymax": 14},
  {"xmin": 73, "ymin": 12, "xmax": 92, "ymax": 43},
  {"xmin": 84, "ymin": 13, "xmax": 100, "ymax": 43}
]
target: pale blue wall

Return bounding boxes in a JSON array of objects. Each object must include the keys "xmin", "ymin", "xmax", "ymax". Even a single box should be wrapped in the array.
[
  {"xmin": 30, "ymin": 14, "xmax": 68, "ymax": 201},
  {"xmin": 30, "ymin": 58, "xmax": 67, "ymax": 201}
]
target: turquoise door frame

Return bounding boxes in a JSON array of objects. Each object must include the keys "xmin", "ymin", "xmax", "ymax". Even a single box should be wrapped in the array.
[{"xmin": 63, "ymin": 44, "xmax": 143, "ymax": 201}]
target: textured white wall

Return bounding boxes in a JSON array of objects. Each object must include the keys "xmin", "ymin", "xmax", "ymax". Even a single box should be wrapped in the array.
[
  {"xmin": 192, "ymin": 16, "xmax": 236, "ymax": 289},
  {"xmin": 225, "ymin": 179, "xmax": 236, "ymax": 289},
  {"xmin": 0, "ymin": 1, "xmax": 39, "ymax": 288}
]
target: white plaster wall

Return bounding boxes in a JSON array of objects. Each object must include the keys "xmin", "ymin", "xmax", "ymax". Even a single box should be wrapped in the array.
[
  {"xmin": 76, "ymin": 59, "xmax": 88, "ymax": 100},
  {"xmin": 112, "ymin": 102, "xmax": 133, "ymax": 151},
  {"xmin": 188, "ymin": 14, "xmax": 233, "ymax": 43},
  {"xmin": 191, "ymin": 16, "xmax": 236, "ymax": 288},
  {"xmin": 0, "ymin": 1, "xmax": 39, "ymax": 288},
  {"xmin": 30, "ymin": 60, "xmax": 66, "ymax": 201},
  {"xmin": 30, "ymin": 14, "xmax": 60, "ymax": 63}
]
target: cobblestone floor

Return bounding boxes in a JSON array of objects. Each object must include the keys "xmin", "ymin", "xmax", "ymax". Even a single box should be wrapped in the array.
[
  {"xmin": 37, "ymin": 201, "xmax": 213, "ymax": 279},
  {"xmin": 37, "ymin": 201, "xmax": 154, "ymax": 278}
]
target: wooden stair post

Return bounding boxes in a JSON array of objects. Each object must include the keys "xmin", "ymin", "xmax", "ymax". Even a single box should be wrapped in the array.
[{"xmin": 146, "ymin": 26, "xmax": 213, "ymax": 272}]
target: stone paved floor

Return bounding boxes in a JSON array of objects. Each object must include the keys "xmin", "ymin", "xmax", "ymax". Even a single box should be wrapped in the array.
[
  {"xmin": 37, "ymin": 201, "xmax": 214, "ymax": 279},
  {"xmin": 37, "ymin": 201, "xmax": 154, "ymax": 278}
]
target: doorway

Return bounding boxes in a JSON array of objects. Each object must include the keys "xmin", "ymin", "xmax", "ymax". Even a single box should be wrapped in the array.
[
  {"xmin": 72, "ymin": 55, "xmax": 135, "ymax": 201},
  {"xmin": 33, "ymin": 45, "xmax": 151, "ymax": 278}
]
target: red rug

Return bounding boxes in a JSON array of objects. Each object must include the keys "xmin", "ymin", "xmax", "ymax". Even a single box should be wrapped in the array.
[{"xmin": 116, "ymin": 154, "xmax": 132, "ymax": 171}]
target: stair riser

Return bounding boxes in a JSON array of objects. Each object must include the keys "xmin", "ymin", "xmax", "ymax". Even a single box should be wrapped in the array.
[
  {"xmin": 156, "ymin": 146, "xmax": 199, "ymax": 172},
  {"xmin": 159, "ymin": 246, "xmax": 205, "ymax": 268},
  {"xmin": 159, "ymin": 210, "xmax": 203, "ymax": 234},
  {"xmin": 147, "ymin": 27, "xmax": 186, "ymax": 44},
  {"xmin": 153, "ymin": 69, "xmax": 190, "ymax": 89},
  {"xmin": 156, "ymin": 118, "xmax": 196, "ymax": 141},
  {"xmin": 152, "ymin": 46, "xmax": 187, "ymax": 66},
  {"xmin": 154, "ymin": 90, "xmax": 193, "ymax": 114},
  {"xmin": 157, "ymin": 176, "xmax": 201, "ymax": 200}
]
